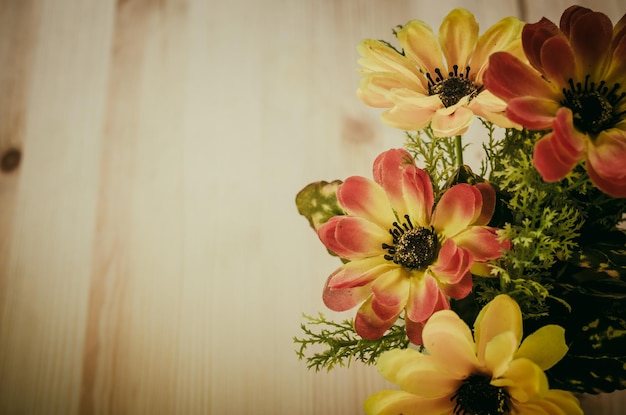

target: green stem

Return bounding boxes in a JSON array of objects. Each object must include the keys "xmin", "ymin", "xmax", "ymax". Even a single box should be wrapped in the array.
[{"xmin": 454, "ymin": 135, "xmax": 464, "ymax": 167}]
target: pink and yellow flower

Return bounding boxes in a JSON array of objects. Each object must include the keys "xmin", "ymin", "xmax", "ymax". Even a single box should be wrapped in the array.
[
  {"xmin": 318, "ymin": 149, "xmax": 508, "ymax": 345},
  {"xmin": 356, "ymin": 8, "xmax": 525, "ymax": 137},
  {"xmin": 365, "ymin": 295, "xmax": 583, "ymax": 415},
  {"xmin": 484, "ymin": 6, "xmax": 626, "ymax": 197}
]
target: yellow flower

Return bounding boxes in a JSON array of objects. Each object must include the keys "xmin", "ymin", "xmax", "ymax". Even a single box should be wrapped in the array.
[
  {"xmin": 365, "ymin": 295, "xmax": 583, "ymax": 415},
  {"xmin": 357, "ymin": 8, "xmax": 524, "ymax": 137}
]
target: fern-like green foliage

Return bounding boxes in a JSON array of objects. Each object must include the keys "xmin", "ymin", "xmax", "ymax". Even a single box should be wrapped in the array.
[
  {"xmin": 294, "ymin": 313, "xmax": 410, "ymax": 371},
  {"xmin": 405, "ymin": 127, "xmax": 464, "ymax": 197}
]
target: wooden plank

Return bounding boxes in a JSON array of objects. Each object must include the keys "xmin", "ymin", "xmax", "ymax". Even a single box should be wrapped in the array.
[
  {"xmin": 0, "ymin": 0, "xmax": 114, "ymax": 413},
  {"xmin": 0, "ymin": 0, "xmax": 624, "ymax": 414}
]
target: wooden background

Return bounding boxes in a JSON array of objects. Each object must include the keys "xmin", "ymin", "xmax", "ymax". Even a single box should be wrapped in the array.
[{"xmin": 0, "ymin": 0, "xmax": 624, "ymax": 413}]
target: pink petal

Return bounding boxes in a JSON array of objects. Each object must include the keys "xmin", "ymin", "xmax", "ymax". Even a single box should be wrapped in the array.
[
  {"xmin": 327, "ymin": 256, "xmax": 393, "ymax": 289},
  {"xmin": 404, "ymin": 317, "xmax": 426, "ymax": 345},
  {"xmin": 322, "ymin": 272, "xmax": 372, "ymax": 312},
  {"xmin": 370, "ymin": 268, "xmax": 410, "ymax": 308},
  {"xmin": 373, "ymin": 149, "xmax": 434, "ymax": 225},
  {"xmin": 317, "ymin": 216, "xmax": 357, "ymax": 259},
  {"xmin": 431, "ymin": 239, "xmax": 472, "ymax": 285},
  {"xmin": 333, "ymin": 216, "xmax": 389, "ymax": 258},
  {"xmin": 505, "ymin": 97, "xmax": 559, "ymax": 130},
  {"xmin": 452, "ymin": 227, "xmax": 506, "ymax": 262},
  {"xmin": 317, "ymin": 216, "xmax": 389, "ymax": 260},
  {"xmin": 405, "ymin": 274, "xmax": 442, "ymax": 323},
  {"xmin": 336, "ymin": 176, "xmax": 397, "ymax": 229},
  {"xmin": 354, "ymin": 296, "xmax": 400, "ymax": 340},
  {"xmin": 439, "ymin": 271, "xmax": 473, "ymax": 300},
  {"xmin": 430, "ymin": 106, "xmax": 475, "ymax": 137},
  {"xmin": 405, "ymin": 293, "xmax": 450, "ymax": 345},
  {"xmin": 431, "ymin": 184, "xmax": 481, "ymax": 238}
]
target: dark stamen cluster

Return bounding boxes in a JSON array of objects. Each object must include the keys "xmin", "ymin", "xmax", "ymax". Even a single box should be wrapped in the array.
[
  {"xmin": 451, "ymin": 374, "xmax": 510, "ymax": 415},
  {"xmin": 561, "ymin": 75, "xmax": 626, "ymax": 136},
  {"xmin": 426, "ymin": 65, "xmax": 480, "ymax": 107},
  {"xmin": 382, "ymin": 215, "xmax": 437, "ymax": 270}
]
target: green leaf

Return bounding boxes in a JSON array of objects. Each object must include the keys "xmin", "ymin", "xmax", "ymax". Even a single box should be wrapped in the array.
[
  {"xmin": 547, "ymin": 313, "xmax": 626, "ymax": 393},
  {"xmin": 295, "ymin": 180, "xmax": 344, "ymax": 231}
]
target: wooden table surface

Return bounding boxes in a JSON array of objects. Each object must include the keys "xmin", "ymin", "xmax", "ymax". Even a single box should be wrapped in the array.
[{"xmin": 1, "ymin": 0, "xmax": 624, "ymax": 413}]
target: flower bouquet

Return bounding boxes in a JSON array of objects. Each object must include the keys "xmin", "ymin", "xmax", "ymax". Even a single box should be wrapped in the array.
[{"xmin": 295, "ymin": 5, "xmax": 626, "ymax": 415}]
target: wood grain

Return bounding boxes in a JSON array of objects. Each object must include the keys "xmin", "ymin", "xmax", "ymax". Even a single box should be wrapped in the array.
[{"xmin": 0, "ymin": 0, "xmax": 624, "ymax": 414}]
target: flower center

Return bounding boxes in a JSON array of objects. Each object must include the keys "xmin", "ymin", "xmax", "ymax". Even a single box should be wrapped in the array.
[
  {"xmin": 426, "ymin": 65, "xmax": 480, "ymax": 107},
  {"xmin": 382, "ymin": 215, "xmax": 438, "ymax": 270},
  {"xmin": 561, "ymin": 75, "xmax": 626, "ymax": 136},
  {"xmin": 451, "ymin": 374, "xmax": 510, "ymax": 415}
]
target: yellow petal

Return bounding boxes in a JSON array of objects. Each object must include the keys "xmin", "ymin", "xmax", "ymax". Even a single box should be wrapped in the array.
[
  {"xmin": 483, "ymin": 331, "xmax": 518, "ymax": 378},
  {"xmin": 515, "ymin": 325, "xmax": 568, "ymax": 371},
  {"xmin": 439, "ymin": 8, "xmax": 478, "ymax": 71},
  {"xmin": 397, "ymin": 20, "xmax": 445, "ymax": 76},
  {"xmin": 422, "ymin": 310, "xmax": 479, "ymax": 378},
  {"xmin": 472, "ymin": 16, "xmax": 524, "ymax": 81},
  {"xmin": 542, "ymin": 390, "xmax": 583, "ymax": 415},
  {"xmin": 357, "ymin": 39, "xmax": 419, "ymax": 80},
  {"xmin": 377, "ymin": 349, "xmax": 460, "ymax": 398},
  {"xmin": 492, "ymin": 358, "xmax": 548, "ymax": 403},
  {"xmin": 515, "ymin": 390, "xmax": 583, "ymax": 415},
  {"xmin": 474, "ymin": 295, "xmax": 523, "ymax": 364},
  {"xmin": 364, "ymin": 389, "xmax": 451, "ymax": 415}
]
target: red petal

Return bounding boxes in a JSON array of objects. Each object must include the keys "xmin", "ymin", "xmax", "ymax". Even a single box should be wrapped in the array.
[
  {"xmin": 533, "ymin": 108, "xmax": 585, "ymax": 182},
  {"xmin": 522, "ymin": 17, "xmax": 561, "ymax": 73},
  {"xmin": 568, "ymin": 10, "xmax": 613, "ymax": 75},
  {"xmin": 505, "ymin": 97, "xmax": 559, "ymax": 130},
  {"xmin": 484, "ymin": 52, "xmax": 559, "ymax": 103},
  {"xmin": 586, "ymin": 130, "xmax": 626, "ymax": 197},
  {"xmin": 586, "ymin": 161, "xmax": 626, "ymax": 197},
  {"xmin": 474, "ymin": 183, "xmax": 496, "ymax": 226},
  {"xmin": 539, "ymin": 36, "xmax": 576, "ymax": 87}
]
